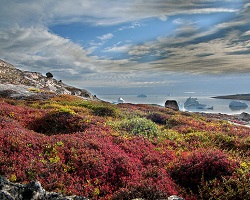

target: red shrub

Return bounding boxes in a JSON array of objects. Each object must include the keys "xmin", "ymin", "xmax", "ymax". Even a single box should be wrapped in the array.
[
  {"xmin": 28, "ymin": 111, "xmax": 89, "ymax": 135},
  {"xmin": 30, "ymin": 111, "xmax": 109, "ymax": 135},
  {"xmin": 2, "ymin": 98, "xmax": 249, "ymax": 199},
  {"xmin": 169, "ymin": 149, "xmax": 238, "ymax": 193},
  {"xmin": 0, "ymin": 101, "xmax": 46, "ymax": 127},
  {"xmin": 0, "ymin": 116, "xmax": 180, "ymax": 199}
]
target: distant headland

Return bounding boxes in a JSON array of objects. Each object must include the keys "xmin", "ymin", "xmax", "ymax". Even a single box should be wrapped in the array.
[{"xmin": 212, "ymin": 94, "xmax": 250, "ymax": 101}]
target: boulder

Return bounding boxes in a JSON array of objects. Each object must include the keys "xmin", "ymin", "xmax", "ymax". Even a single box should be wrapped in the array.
[
  {"xmin": 239, "ymin": 112, "xmax": 250, "ymax": 122},
  {"xmin": 165, "ymin": 100, "xmax": 179, "ymax": 111},
  {"xmin": 46, "ymin": 72, "xmax": 53, "ymax": 78},
  {"xmin": 168, "ymin": 195, "xmax": 184, "ymax": 200},
  {"xmin": 0, "ymin": 176, "xmax": 88, "ymax": 200}
]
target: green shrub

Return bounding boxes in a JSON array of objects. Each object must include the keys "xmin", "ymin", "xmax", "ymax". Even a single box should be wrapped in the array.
[
  {"xmin": 212, "ymin": 133, "xmax": 238, "ymax": 151},
  {"xmin": 147, "ymin": 112, "xmax": 169, "ymax": 125},
  {"xmin": 199, "ymin": 173, "xmax": 250, "ymax": 200},
  {"xmin": 166, "ymin": 116, "xmax": 181, "ymax": 128},
  {"xmin": 92, "ymin": 105, "xmax": 117, "ymax": 117},
  {"xmin": 114, "ymin": 117, "xmax": 158, "ymax": 138}
]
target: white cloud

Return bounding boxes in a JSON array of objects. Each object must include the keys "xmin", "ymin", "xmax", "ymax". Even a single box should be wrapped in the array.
[
  {"xmin": 104, "ymin": 44, "xmax": 131, "ymax": 53},
  {"xmin": 159, "ymin": 15, "xmax": 168, "ymax": 21},
  {"xmin": 118, "ymin": 21, "xmax": 143, "ymax": 31},
  {"xmin": 173, "ymin": 18, "xmax": 195, "ymax": 25},
  {"xmin": 97, "ymin": 33, "xmax": 114, "ymax": 40},
  {"xmin": 242, "ymin": 30, "xmax": 250, "ymax": 36},
  {"xmin": 188, "ymin": 8, "xmax": 238, "ymax": 14},
  {"xmin": 0, "ymin": 25, "xmax": 100, "ymax": 75},
  {"xmin": 0, "ymin": 0, "xmax": 241, "ymax": 28},
  {"xmin": 127, "ymin": 25, "xmax": 250, "ymax": 74}
]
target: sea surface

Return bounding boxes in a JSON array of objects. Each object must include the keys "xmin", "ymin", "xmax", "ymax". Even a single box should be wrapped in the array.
[{"xmin": 97, "ymin": 93, "xmax": 250, "ymax": 115}]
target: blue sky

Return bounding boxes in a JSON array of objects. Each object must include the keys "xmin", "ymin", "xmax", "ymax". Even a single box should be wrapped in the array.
[{"xmin": 0, "ymin": 0, "xmax": 250, "ymax": 96}]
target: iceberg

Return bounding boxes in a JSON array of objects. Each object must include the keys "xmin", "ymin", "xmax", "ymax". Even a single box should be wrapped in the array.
[
  {"xmin": 184, "ymin": 97, "xmax": 213, "ymax": 110},
  {"xmin": 229, "ymin": 100, "xmax": 248, "ymax": 110},
  {"xmin": 112, "ymin": 97, "xmax": 125, "ymax": 104},
  {"xmin": 117, "ymin": 97, "xmax": 125, "ymax": 103}
]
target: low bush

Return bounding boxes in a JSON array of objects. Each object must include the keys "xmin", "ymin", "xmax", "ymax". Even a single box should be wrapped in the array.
[
  {"xmin": 29, "ymin": 111, "xmax": 89, "ymax": 135},
  {"xmin": 1, "ymin": 96, "xmax": 250, "ymax": 199},
  {"xmin": 91, "ymin": 104, "xmax": 117, "ymax": 117},
  {"xmin": 169, "ymin": 149, "xmax": 238, "ymax": 193},
  {"xmin": 199, "ymin": 172, "xmax": 250, "ymax": 200},
  {"xmin": 166, "ymin": 116, "xmax": 182, "ymax": 128},
  {"xmin": 147, "ymin": 112, "xmax": 169, "ymax": 125},
  {"xmin": 113, "ymin": 117, "xmax": 159, "ymax": 138}
]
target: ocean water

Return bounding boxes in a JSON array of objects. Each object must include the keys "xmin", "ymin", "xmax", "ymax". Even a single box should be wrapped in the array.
[{"xmin": 97, "ymin": 94, "xmax": 250, "ymax": 115}]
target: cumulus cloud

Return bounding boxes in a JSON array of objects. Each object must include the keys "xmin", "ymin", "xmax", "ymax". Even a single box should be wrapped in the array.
[{"xmin": 0, "ymin": 25, "xmax": 123, "ymax": 86}]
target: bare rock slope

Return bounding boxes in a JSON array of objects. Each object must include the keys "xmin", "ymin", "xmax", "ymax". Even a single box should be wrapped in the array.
[{"xmin": 0, "ymin": 59, "xmax": 97, "ymax": 100}]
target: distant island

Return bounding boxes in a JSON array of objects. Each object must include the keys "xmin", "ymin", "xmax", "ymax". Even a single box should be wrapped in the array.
[
  {"xmin": 137, "ymin": 94, "xmax": 147, "ymax": 98},
  {"xmin": 212, "ymin": 94, "xmax": 250, "ymax": 101}
]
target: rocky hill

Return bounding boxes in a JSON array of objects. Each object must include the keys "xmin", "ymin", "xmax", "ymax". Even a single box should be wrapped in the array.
[{"xmin": 0, "ymin": 59, "xmax": 97, "ymax": 100}]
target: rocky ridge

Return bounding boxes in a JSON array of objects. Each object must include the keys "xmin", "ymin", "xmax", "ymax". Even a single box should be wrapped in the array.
[{"xmin": 0, "ymin": 59, "xmax": 97, "ymax": 100}]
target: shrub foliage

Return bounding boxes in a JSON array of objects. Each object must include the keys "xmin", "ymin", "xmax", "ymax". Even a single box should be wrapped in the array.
[{"xmin": 0, "ymin": 96, "xmax": 250, "ymax": 199}]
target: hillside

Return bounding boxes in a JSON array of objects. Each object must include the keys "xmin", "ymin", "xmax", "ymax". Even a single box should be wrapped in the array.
[
  {"xmin": 0, "ymin": 60, "xmax": 250, "ymax": 199},
  {"xmin": 0, "ymin": 59, "xmax": 97, "ymax": 100}
]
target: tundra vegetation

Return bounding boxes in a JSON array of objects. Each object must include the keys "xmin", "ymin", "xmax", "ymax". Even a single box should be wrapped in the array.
[{"xmin": 0, "ymin": 94, "xmax": 250, "ymax": 200}]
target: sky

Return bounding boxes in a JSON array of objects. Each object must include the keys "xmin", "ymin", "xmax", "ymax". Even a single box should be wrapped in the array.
[{"xmin": 0, "ymin": 0, "xmax": 250, "ymax": 96}]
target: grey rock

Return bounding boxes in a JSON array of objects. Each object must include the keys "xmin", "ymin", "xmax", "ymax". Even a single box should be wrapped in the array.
[
  {"xmin": 165, "ymin": 100, "xmax": 179, "ymax": 111},
  {"xmin": 0, "ymin": 190, "xmax": 15, "ymax": 200},
  {"xmin": 0, "ymin": 176, "xmax": 89, "ymax": 200},
  {"xmin": 168, "ymin": 195, "xmax": 184, "ymax": 200},
  {"xmin": 239, "ymin": 112, "xmax": 250, "ymax": 122}
]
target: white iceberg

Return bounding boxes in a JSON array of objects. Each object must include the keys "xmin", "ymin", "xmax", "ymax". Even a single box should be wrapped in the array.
[
  {"xmin": 117, "ymin": 97, "xmax": 125, "ymax": 103},
  {"xmin": 229, "ymin": 100, "xmax": 248, "ymax": 110},
  {"xmin": 184, "ymin": 97, "xmax": 213, "ymax": 110}
]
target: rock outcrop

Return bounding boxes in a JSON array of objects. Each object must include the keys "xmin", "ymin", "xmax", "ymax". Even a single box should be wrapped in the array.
[
  {"xmin": 0, "ymin": 59, "xmax": 97, "ymax": 100},
  {"xmin": 165, "ymin": 100, "xmax": 179, "ymax": 111},
  {"xmin": 0, "ymin": 176, "xmax": 88, "ymax": 200}
]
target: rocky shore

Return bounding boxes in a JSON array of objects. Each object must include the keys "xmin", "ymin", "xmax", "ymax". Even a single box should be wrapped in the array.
[{"xmin": 198, "ymin": 111, "xmax": 250, "ymax": 127}]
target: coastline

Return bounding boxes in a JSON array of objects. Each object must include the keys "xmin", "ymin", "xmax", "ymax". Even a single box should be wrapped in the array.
[
  {"xmin": 212, "ymin": 93, "xmax": 250, "ymax": 101},
  {"xmin": 198, "ymin": 111, "xmax": 250, "ymax": 127}
]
